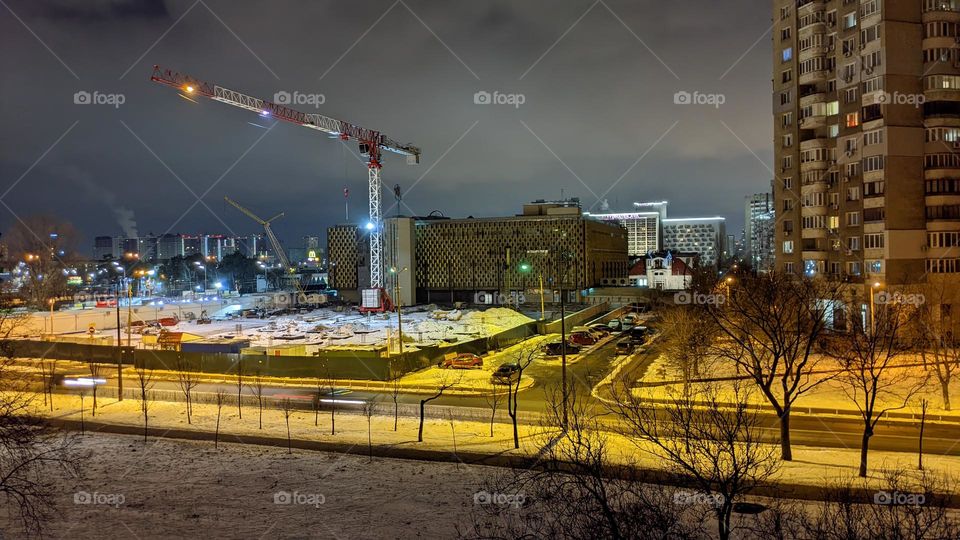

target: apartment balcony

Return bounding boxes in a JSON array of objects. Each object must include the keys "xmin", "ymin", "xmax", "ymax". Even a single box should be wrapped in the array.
[
  {"xmin": 923, "ymin": 0, "xmax": 960, "ymax": 23},
  {"xmin": 801, "ymin": 250, "xmax": 828, "ymax": 260},
  {"xmin": 799, "ymin": 66, "xmax": 830, "ymax": 86},
  {"xmin": 801, "ymin": 227, "xmax": 828, "ymax": 239}
]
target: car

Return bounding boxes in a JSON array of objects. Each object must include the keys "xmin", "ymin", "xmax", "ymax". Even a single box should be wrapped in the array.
[
  {"xmin": 615, "ymin": 338, "xmax": 635, "ymax": 355},
  {"xmin": 543, "ymin": 341, "xmax": 581, "ymax": 356},
  {"xmin": 491, "ymin": 363, "xmax": 522, "ymax": 384},
  {"xmin": 569, "ymin": 331, "xmax": 598, "ymax": 347},
  {"xmin": 439, "ymin": 353, "xmax": 484, "ymax": 369},
  {"xmin": 588, "ymin": 323, "xmax": 612, "ymax": 336},
  {"xmin": 607, "ymin": 319, "xmax": 624, "ymax": 331}
]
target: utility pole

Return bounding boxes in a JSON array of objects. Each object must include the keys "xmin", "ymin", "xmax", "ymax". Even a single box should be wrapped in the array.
[{"xmin": 115, "ymin": 281, "xmax": 123, "ymax": 401}]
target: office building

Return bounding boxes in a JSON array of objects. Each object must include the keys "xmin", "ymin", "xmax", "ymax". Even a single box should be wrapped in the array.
[
  {"xmin": 662, "ymin": 217, "xmax": 727, "ymax": 267},
  {"xmin": 586, "ymin": 201, "xmax": 669, "ymax": 256}
]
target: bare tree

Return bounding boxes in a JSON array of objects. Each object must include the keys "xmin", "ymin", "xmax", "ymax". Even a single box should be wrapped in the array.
[
  {"xmin": 505, "ymin": 346, "xmax": 537, "ymax": 449},
  {"xmin": 660, "ymin": 304, "xmax": 719, "ymax": 395},
  {"xmin": 87, "ymin": 362, "xmax": 103, "ymax": 417},
  {"xmin": 362, "ymin": 399, "xmax": 378, "ymax": 461},
  {"xmin": 461, "ymin": 384, "xmax": 699, "ymax": 540},
  {"xmin": 418, "ymin": 372, "xmax": 460, "ymax": 443},
  {"xmin": 321, "ymin": 368, "xmax": 337, "ymax": 435},
  {"xmin": 4, "ymin": 215, "xmax": 79, "ymax": 308},
  {"xmin": 0, "ymin": 312, "xmax": 83, "ymax": 535},
  {"xmin": 279, "ymin": 398, "xmax": 293, "ymax": 454},
  {"xmin": 38, "ymin": 358, "xmax": 58, "ymax": 410},
  {"xmin": 777, "ymin": 468, "xmax": 960, "ymax": 539},
  {"xmin": 250, "ymin": 370, "xmax": 265, "ymax": 430},
  {"xmin": 706, "ymin": 272, "xmax": 840, "ymax": 461},
  {"xmin": 611, "ymin": 380, "xmax": 781, "ymax": 540},
  {"xmin": 919, "ymin": 398, "xmax": 928, "ymax": 471},
  {"xmin": 135, "ymin": 366, "xmax": 153, "ymax": 442},
  {"xmin": 234, "ymin": 358, "xmax": 244, "ymax": 419},
  {"xmin": 390, "ymin": 374, "xmax": 402, "ymax": 431},
  {"xmin": 915, "ymin": 282, "xmax": 960, "ymax": 411},
  {"xmin": 174, "ymin": 355, "xmax": 199, "ymax": 424},
  {"xmin": 828, "ymin": 296, "xmax": 928, "ymax": 478},
  {"xmin": 215, "ymin": 389, "xmax": 226, "ymax": 449},
  {"xmin": 483, "ymin": 382, "xmax": 503, "ymax": 437}
]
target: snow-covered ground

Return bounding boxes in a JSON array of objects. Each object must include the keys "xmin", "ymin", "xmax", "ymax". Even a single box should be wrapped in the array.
[
  {"xmin": 4, "ymin": 432, "xmax": 491, "ymax": 539},
  {"xmin": 105, "ymin": 306, "xmax": 533, "ymax": 353}
]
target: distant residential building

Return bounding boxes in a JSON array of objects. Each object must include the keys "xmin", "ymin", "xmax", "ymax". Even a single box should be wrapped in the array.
[
  {"xmin": 93, "ymin": 236, "xmax": 120, "ymax": 260},
  {"xmin": 745, "ymin": 192, "xmax": 775, "ymax": 273},
  {"xmin": 662, "ymin": 217, "xmax": 726, "ymax": 267},
  {"xmin": 586, "ymin": 201, "xmax": 668, "ymax": 257}
]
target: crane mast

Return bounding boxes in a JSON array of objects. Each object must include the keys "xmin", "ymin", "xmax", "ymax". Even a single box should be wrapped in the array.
[
  {"xmin": 223, "ymin": 196, "xmax": 290, "ymax": 269},
  {"xmin": 151, "ymin": 65, "xmax": 421, "ymax": 291}
]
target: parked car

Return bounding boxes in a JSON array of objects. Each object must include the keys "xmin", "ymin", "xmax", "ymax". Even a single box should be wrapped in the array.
[
  {"xmin": 588, "ymin": 323, "xmax": 612, "ymax": 337},
  {"xmin": 615, "ymin": 338, "xmax": 635, "ymax": 355},
  {"xmin": 622, "ymin": 313, "xmax": 641, "ymax": 325},
  {"xmin": 439, "ymin": 353, "xmax": 483, "ymax": 369},
  {"xmin": 569, "ymin": 331, "xmax": 598, "ymax": 347},
  {"xmin": 607, "ymin": 319, "xmax": 624, "ymax": 332},
  {"xmin": 491, "ymin": 362, "xmax": 522, "ymax": 384},
  {"xmin": 543, "ymin": 341, "xmax": 581, "ymax": 356}
]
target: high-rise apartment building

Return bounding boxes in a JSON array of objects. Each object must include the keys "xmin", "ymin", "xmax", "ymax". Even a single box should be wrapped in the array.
[
  {"xmin": 745, "ymin": 192, "xmax": 776, "ymax": 273},
  {"xmin": 772, "ymin": 0, "xmax": 960, "ymax": 287}
]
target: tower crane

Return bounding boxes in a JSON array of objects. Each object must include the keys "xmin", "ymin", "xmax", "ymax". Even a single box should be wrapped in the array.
[
  {"xmin": 150, "ymin": 65, "xmax": 421, "ymax": 308},
  {"xmin": 223, "ymin": 196, "xmax": 289, "ymax": 269}
]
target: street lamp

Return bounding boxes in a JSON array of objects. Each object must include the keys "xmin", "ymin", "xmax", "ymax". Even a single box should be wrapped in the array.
[
  {"xmin": 389, "ymin": 266, "xmax": 408, "ymax": 356},
  {"xmin": 869, "ymin": 281, "xmax": 882, "ymax": 334}
]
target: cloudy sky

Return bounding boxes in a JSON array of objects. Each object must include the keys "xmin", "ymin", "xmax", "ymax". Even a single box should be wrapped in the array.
[{"xmin": 0, "ymin": 0, "xmax": 774, "ymax": 253}]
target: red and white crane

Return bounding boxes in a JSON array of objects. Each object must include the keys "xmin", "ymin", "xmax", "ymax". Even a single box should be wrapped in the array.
[{"xmin": 150, "ymin": 65, "xmax": 421, "ymax": 300}]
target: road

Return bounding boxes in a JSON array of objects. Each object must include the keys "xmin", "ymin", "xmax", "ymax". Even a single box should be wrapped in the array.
[{"xmin": 29, "ymin": 333, "xmax": 960, "ymax": 457}]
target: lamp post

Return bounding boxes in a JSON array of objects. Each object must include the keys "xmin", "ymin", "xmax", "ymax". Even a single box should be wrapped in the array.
[
  {"xmin": 869, "ymin": 281, "xmax": 882, "ymax": 334},
  {"xmin": 389, "ymin": 266, "xmax": 408, "ymax": 356}
]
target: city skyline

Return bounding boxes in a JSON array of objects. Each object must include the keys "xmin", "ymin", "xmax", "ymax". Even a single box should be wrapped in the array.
[{"xmin": 0, "ymin": 0, "xmax": 772, "ymax": 247}]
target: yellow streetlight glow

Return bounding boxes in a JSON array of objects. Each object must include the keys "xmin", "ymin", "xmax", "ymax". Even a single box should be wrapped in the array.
[{"xmin": 185, "ymin": 85, "xmax": 194, "ymax": 93}]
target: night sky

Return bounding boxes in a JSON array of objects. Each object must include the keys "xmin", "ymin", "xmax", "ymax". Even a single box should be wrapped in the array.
[{"xmin": 0, "ymin": 0, "xmax": 773, "ymax": 254}]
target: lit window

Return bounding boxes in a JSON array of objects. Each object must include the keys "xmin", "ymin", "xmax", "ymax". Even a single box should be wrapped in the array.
[{"xmin": 846, "ymin": 112, "xmax": 860, "ymax": 128}]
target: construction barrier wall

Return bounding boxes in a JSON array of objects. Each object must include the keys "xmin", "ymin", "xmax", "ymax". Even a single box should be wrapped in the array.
[
  {"xmin": 537, "ymin": 302, "xmax": 609, "ymax": 335},
  {"xmin": 1, "ymin": 321, "xmax": 539, "ymax": 382}
]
